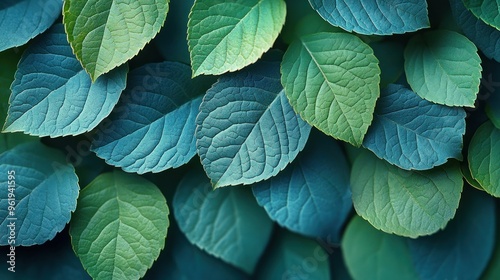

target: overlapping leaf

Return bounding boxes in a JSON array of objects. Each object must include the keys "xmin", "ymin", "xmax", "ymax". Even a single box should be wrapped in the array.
[
  {"xmin": 92, "ymin": 62, "xmax": 212, "ymax": 174},
  {"xmin": 188, "ymin": 0, "xmax": 286, "ymax": 76},
  {"xmin": 281, "ymin": 32, "xmax": 380, "ymax": 146},
  {"xmin": 70, "ymin": 171, "xmax": 169, "ymax": 280},
  {"xmin": 308, "ymin": 0, "xmax": 429, "ymax": 35},
  {"xmin": 363, "ymin": 84, "xmax": 466, "ymax": 170},
  {"xmin": 196, "ymin": 61, "xmax": 311, "ymax": 188},
  {"xmin": 463, "ymin": 0, "xmax": 500, "ymax": 30},
  {"xmin": 3, "ymin": 24, "xmax": 127, "ymax": 137}
]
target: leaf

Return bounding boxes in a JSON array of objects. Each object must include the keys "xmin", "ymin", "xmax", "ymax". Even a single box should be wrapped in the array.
[
  {"xmin": 370, "ymin": 41, "xmax": 404, "ymax": 88},
  {"xmin": 0, "ymin": 0, "xmax": 62, "ymax": 51},
  {"xmin": 63, "ymin": 0, "xmax": 169, "ymax": 80},
  {"xmin": 173, "ymin": 167, "xmax": 273, "ymax": 274},
  {"xmin": 3, "ymin": 24, "xmax": 128, "ymax": 137},
  {"xmin": 92, "ymin": 62, "xmax": 212, "ymax": 174},
  {"xmin": 0, "ymin": 133, "xmax": 37, "ymax": 155},
  {"xmin": 0, "ymin": 142, "xmax": 79, "ymax": 246},
  {"xmin": 362, "ymin": 84, "xmax": 466, "ymax": 170},
  {"xmin": 350, "ymin": 150, "xmax": 463, "ymax": 238},
  {"xmin": 404, "ymin": 30, "xmax": 482, "ymax": 107},
  {"xmin": 188, "ymin": 0, "xmax": 286, "ymax": 76},
  {"xmin": 408, "ymin": 188, "xmax": 496, "ymax": 280},
  {"xmin": 255, "ymin": 229, "xmax": 331, "ymax": 280},
  {"xmin": 341, "ymin": 215, "xmax": 419, "ymax": 280},
  {"xmin": 281, "ymin": 32, "xmax": 380, "ymax": 146},
  {"xmin": 252, "ymin": 129, "xmax": 351, "ymax": 243},
  {"xmin": 0, "ymin": 48, "xmax": 22, "ymax": 124},
  {"xmin": 308, "ymin": 0, "xmax": 429, "ymax": 35},
  {"xmin": 70, "ymin": 171, "xmax": 169, "ymax": 280},
  {"xmin": 196, "ymin": 61, "xmax": 311, "ymax": 188},
  {"xmin": 468, "ymin": 121, "xmax": 500, "ymax": 196},
  {"xmin": 450, "ymin": 0, "xmax": 500, "ymax": 62},
  {"xmin": 463, "ymin": 0, "xmax": 500, "ymax": 30},
  {"xmin": 461, "ymin": 163, "xmax": 484, "ymax": 191}
]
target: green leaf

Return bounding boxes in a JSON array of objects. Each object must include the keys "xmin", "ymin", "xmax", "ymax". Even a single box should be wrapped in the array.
[
  {"xmin": 0, "ymin": 142, "xmax": 79, "ymax": 245},
  {"xmin": 463, "ymin": 0, "xmax": 500, "ymax": 30},
  {"xmin": 188, "ymin": 0, "xmax": 286, "ymax": 76},
  {"xmin": 468, "ymin": 121, "xmax": 500, "ymax": 196},
  {"xmin": 350, "ymin": 150, "xmax": 463, "ymax": 238},
  {"xmin": 461, "ymin": 163, "xmax": 484, "ymax": 191},
  {"xmin": 0, "ymin": 48, "xmax": 22, "ymax": 125},
  {"xmin": 63, "ymin": 0, "xmax": 169, "ymax": 80},
  {"xmin": 0, "ymin": 133, "xmax": 37, "ymax": 154},
  {"xmin": 281, "ymin": 32, "xmax": 380, "ymax": 146},
  {"xmin": 3, "ymin": 24, "xmax": 128, "ymax": 137},
  {"xmin": 342, "ymin": 215, "xmax": 419, "ymax": 280},
  {"xmin": 173, "ymin": 167, "xmax": 273, "ymax": 274},
  {"xmin": 70, "ymin": 171, "xmax": 169, "ymax": 280},
  {"xmin": 404, "ymin": 30, "xmax": 482, "ymax": 107}
]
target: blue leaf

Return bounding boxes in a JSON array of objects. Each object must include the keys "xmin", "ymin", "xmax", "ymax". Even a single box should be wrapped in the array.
[
  {"xmin": 3, "ymin": 24, "xmax": 127, "ymax": 137},
  {"xmin": 408, "ymin": 188, "xmax": 496, "ymax": 280},
  {"xmin": 362, "ymin": 84, "xmax": 466, "ymax": 170},
  {"xmin": 0, "ymin": 0, "xmax": 62, "ymax": 51},
  {"xmin": 0, "ymin": 142, "xmax": 79, "ymax": 246},
  {"xmin": 252, "ymin": 129, "xmax": 351, "ymax": 243},
  {"xmin": 308, "ymin": 0, "xmax": 429, "ymax": 35},
  {"xmin": 92, "ymin": 62, "xmax": 213, "ymax": 174},
  {"xmin": 196, "ymin": 61, "xmax": 311, "ymax": 187}
]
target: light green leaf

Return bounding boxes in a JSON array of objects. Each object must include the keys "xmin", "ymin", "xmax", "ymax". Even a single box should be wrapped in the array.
[
  {"xmin": 63, "ymin": 0, "xmax": 169, "ymax": 80},
  {"xmin": 404, "ymin": 30, "xmax": 482, "ymax": 107},
  {"xmin": 188, "ymin": 0, "xmax": 286, "ymax": 76},
  {"xmin": 70, "ymin": 171, "xmax": 169, "ymax": 280},
  {"xmin": 350, "ymin": 151, "xmax": 463, "ymax": 238},
  {"xmin": 463, "ymin": 0, "xmax": 500, "ymax": 30},
  {"xmin": 281, "ymin": 32, "xmax": 380, "ymax": 146},
  {"xmin": 468, "ymin": 121, "xmax": 500, "ymax": 197}
]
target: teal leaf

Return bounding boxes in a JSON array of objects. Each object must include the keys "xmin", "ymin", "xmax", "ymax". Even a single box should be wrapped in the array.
[
  {"xmin": 3, "ymin": 24, "xmax": 128, "ymax": 137},
  {"xmin": 308, "ymin": 0, "xmax": 429, "ymax": 35},
  {"xmin": 281, "ymin": 32, "xmax": 380, "ymax": 146},
  {"xmin": 188, "ymin": 0, "xmax": 286, "ymax": 76},
  {"xmin": 362, "ymin": 84, "xmax": 466, "ymax": 170},
  {"xmin": 350, "ymin": 150, "xmax": 463, "ymax": 238},
  {"xmin": 0, "ymin": 0, "xmax": 62, "ymax": 51},
  {"xmin": 463, "ymin": 0, "xmax": 500, "ymax": 30},
  {"xmin": 173, "ymin": 167, "xmax": 273, "ymax": 274},
  {"xmin": 92, "ymin": 62, "xmax": 212, "ymax": 174},
  {"xmin": 408, "ymin": 188, "xmax": 496, "ymax": 280},
  {"xmin": 0, "ymin": 142, "xmax": 79, "ymax": 246},
  {"xmin": 196, "ymin": 61, "xmax": 311, "ymax": 188},
  {"xmin": 70, "ymin": 171, "xmax": 169, "ymax": 280},
  {"xmin": 252, "ymin": 130, "xmax": 351, "ymax": 243},
  {"xmin": 404, "ymin": 30, "xmax": 482, "ymax": 107}
]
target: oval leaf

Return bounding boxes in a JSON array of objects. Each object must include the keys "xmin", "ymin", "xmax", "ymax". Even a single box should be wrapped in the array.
[
  {"xmin": 463, "ymin": 0, "xmax": 500, "ymax": 30},
  {"xmin": 196, "ymin": 61, "xmax": 311, "ymax": 188},
  {"xmin": 308, "ymin": 0, "xmax": 429, "ymax": 35},
  {"xmin": 404, "ymin": 30, "xmax": 482, "ymax": 107},
  {"xmin": 70, "ymin": 171, "xmax": 169, "ymax": 280},
  {"xmin": 0, "ymin": 142, "xmax": 79, "ymax": 245},
  {"xmin": 363, "ymin": 84, "xmax": 466, "ymax": 170},
  {"xmin": 281, "ymin": 32, "xmax": 380, "ymax": 146},
  {"xmin": 63, "ymin": 0, "xmax": 169, "ymax": 80},
  {"xmin": 3, "ymin": 24, "xmax": 127, "ymax": 137},
  {"xmin": 0, "ymin": 0, "xmax": 62, "ymax": 51},
  {"xmin": 92, "ymin": 62, "xmax": 212, "ymax": 174},
  {"xmin": 350, "ymin": 150, "xmax": 463, "ymax": 238},
  {"xmin": 188, "ymin": 0, "xmax": 286, "ymax": 76}
]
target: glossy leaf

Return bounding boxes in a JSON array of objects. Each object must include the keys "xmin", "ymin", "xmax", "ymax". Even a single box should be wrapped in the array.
[
  {"xmin": 404, "ymin": 30, "xmax": 482, "ymax": 107},
  {"xmin": 92, "ymin": 62, "xmax": 211, "ymax": 174},
  {"xmin": 308, "ymin": 0, "xmax": 429, "ymax": 35},
  {"xmin": 196, "ymin": 61, "xmax": 311, "ymax": 188},
  {"xmin": 0, "ymin": 142, "xmax": 79, "ymax": 246},
  {"xmin": 0, "ymin": 0, "xmax": 62, "ymax": 51},
  {"xmin": 463, "ymin": 0, "xmax": 500, "ymax": 30},
  {"xmin": 350, "ymin": 151, "xmax": 463, "ymax": 238},
  {"xmin": 70, "ymin": 171, "xmax": 169, "ymax": 280},
  {"xmin": 252, "ymin": 130, "xmax": 351, "ymax": 242},
  {"xmin": 3, "ymin": 24, "xmax": 127, "ymax": 137},
  {"xmin": 63, "ymin": 0, "xmax": 169, "ymax": 80},
  {"xmin": 173, "ymin": 167, "xmax": 273, "ymax": 274},
  {"xmin": 363, "ymin": 84, "xmax": 466, "ymax": 170},
  {"xmin": 188, "ymin": 0, "xmax": 286, "ymax": 76},
  {"xmin": 281, "ymin": 32, "xmax": 380, "ymax": 146}
]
